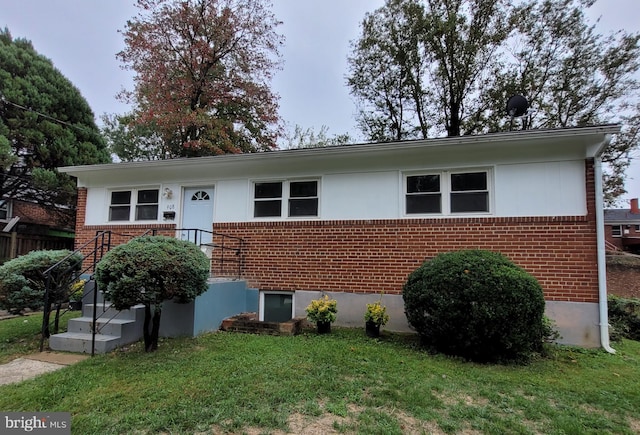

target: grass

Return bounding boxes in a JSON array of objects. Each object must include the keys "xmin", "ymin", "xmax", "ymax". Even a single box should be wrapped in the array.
[
  {"xmin": 0, "ymin": 316, "xmax": 639, "ymax": 434},
  {"xmin": 0, "ymin": 310, "xmax": 80, "ymax": 363}
]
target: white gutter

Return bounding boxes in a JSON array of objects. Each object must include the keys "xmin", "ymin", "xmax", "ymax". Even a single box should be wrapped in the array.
[{"xmin": 594, "ymin": 138, "xmax": 616, "ymax": 354}]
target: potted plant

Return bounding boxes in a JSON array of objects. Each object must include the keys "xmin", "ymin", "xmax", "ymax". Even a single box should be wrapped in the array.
[
  {"xmin": 305, "ymin": 295, "xmax": 337, "ymax": 334},
  {"xmin": 364, "ymin": 300, "xmax": 389, "ymax": 337},
  {"xmin": 68, "ymin": 279, "xmax": 86, "ymax": 311}
]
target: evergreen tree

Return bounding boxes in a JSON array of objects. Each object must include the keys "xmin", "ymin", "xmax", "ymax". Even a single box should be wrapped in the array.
[{"xmin": 0, "ymin": 28, "xmax": 110, "ymax": 220}]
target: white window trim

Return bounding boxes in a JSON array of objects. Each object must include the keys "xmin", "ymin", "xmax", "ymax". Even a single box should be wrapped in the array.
[
  {"xmin": 259, "ymin": 290, "xmax": 295, "ymax": 322},
  {"xmin": 0, "ymin": 199, "xmax": 12, "ymax": 221},
  {"xmin": 611, "ymin": 225, "xmax": 623, "ymax": 237},
  {"xmin": 251, "ymin": 178, "xmax": 321, "ymax": 220},
  {"xmin": 403, "ymin": 168, "xmax": 493, "ymax": 217},
  {"xmin": 107, "ymin": 187, "xmax": 160, "ymax": 223}
]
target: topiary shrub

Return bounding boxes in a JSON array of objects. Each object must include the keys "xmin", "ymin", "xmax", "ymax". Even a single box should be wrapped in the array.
[
  {"xmin": 403, "ymin": 250, "xmax": 546, "ymax": 363},
  {"xmin": 0, "ymin": 249, "xmax": 81, "ymax": 315},
  {"xmin": 608, "ymin": 295, "xmax": 640, "ymax": 342},
  {"xmin": 95, "ymin": 236, "xmax": 210, "ymax": 352}
]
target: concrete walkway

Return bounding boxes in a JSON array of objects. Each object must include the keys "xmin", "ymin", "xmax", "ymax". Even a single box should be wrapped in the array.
[
  {"xmin": 0, "ymin": 310, "xmax": 89, "ymax": 385},
  {"xmin": 0, "ymin": 352, "xmax": 89, "ymax": 386}
]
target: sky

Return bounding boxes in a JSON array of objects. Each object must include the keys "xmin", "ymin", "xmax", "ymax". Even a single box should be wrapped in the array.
[{"xmin": 1, "ymin": 0, "xmax": 639, "ymax": 205}]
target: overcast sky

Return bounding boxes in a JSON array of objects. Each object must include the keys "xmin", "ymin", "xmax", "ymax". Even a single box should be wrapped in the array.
[{"xmin": 1, "ymin": 0, "xmax": 639, "ymax": 204}]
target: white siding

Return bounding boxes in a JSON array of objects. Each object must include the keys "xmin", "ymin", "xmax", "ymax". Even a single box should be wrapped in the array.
[
  {"xmin": 214, "ymin": 180, "xmax": 249, "ymax": 222},
  {"xmin": 494, "ymin": 160, "xmax": 586, "ymax": 216},
  {"xmin": 83, "ymin": 159, "xmax": 589, "ymax": 225},
  {"xmin": 322, "ymin": 172, "xmax": 399, "ymax": 220},
  {"xmin": 85, "ymin": 188, "xmax": 107, "ymax": 224}
]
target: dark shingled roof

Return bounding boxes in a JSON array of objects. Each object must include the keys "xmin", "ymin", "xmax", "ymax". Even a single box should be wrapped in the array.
[{"xmin": 604, "ymin": 209, "xmax": 640, "ymax": 223}]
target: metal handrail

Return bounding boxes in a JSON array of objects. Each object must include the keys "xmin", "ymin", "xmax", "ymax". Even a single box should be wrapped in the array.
[
  {"xmin": 178, "ymin": 228, "xmax": 244, "ymax": 279},
  {"xmin": 40, "ymin": 227, "xmax": 244, "ymax": 354}
]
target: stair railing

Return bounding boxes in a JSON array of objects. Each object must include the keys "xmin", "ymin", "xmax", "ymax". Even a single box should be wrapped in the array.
[
  {"xmin": 178, "ymin": 228, "xmax": 244, "ymax": 279},
  {"xmin": 41, "ymin": 227, "xmax": 243, "ymax": 355}
]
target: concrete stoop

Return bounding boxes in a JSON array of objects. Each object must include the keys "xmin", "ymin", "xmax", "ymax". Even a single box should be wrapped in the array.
[{"xmin": 49, "ymin": 303, "xmax": 145, "ymax": 354}]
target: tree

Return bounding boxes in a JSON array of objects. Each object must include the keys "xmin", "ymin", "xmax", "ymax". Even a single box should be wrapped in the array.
[
  {"xmin": 281, "ymin": 124, "xmax": 352, "ymax": 149},
  {"xmin": 94, "ymin": 236, "xmax": 210, "ymax": 352},
  {"xmin": 0, "ymin": 28, "xmax": 111, "ymax": 219},
  {"xmin": 114, "ymin": 0, "xmax": 284, "ymax": 160},
  {"xmin": 487, "ymin": 0, "xmax": 640, "ymax": 205},
  {"xmin": 347, "ymin": 0, "xmax": 640, "ymax": 203},
  {"xmin": 101, "ymin": 113, "xmax": 168, "ymax": 161},
  {"xmin": 347, "ymin": 0, "xmax": 430, "ymax": 141},
  {"xmin": 0, "ymin": 249, "xmax": 82, "ymax": 337},
  {"xmin": 347, "ymin": 0, "xmax": 515, "ymax": 141}
]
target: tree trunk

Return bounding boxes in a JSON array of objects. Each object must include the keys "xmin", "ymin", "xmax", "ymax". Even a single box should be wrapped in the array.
[
  {"xmin": 42, "ymin": 303, "xmax": 52, "ymax": 338},
  {"xmin": 143, "ymin": 304, "xmax": 152, "ymax": 351},
  {"xmin": 53, "ymin": 303, "xmax": 61, "ymax": 335},
  {"xmin": 143, "ymin": 304, "xmax": 162, "ymax": 352}
]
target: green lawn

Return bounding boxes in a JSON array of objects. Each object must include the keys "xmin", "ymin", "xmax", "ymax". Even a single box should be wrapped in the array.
[
  {"xmin": 0, "ymin": 314, "xmax": 639, "ymax": 434},
  {"xmin": 0, "ymin": 310, "xmax": 80, "ymax": 363}
]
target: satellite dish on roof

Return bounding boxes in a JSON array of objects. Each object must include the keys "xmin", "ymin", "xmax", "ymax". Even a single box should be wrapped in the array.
[{"xmin": 506, "ymin": 95, "xmax": 529, "ymax": 117}]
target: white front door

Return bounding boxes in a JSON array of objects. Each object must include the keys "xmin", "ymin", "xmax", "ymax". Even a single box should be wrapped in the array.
[{"xmin": 181, "ymin": 187, "xmax": 215, "ymax": 245}]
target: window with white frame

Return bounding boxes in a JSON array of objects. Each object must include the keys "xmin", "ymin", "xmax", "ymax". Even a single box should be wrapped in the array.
[
  {"xmin": 253, "ymin": 180, "xmax": 319, "ymax": 218},
  {"xmin": 259, "ymin": 290, "xmax": 295, "ymax": 322},
  {"xmin": 406, "ymin": 174, "xmax": 441, "ymax": 214},
  {"xmin": 635, "ymin": 224, "xmax": 640, "ymax": 232},
  {"xmin": 611, "ymin": 225, "xmax": 622, "ymax": 237},
  {"xmin": 405, "ymin": 170, "xmax": 490, "ymax": 215},
  {"xmin": 0, "ymin": 200, "xmax": 10, "ymax": 221},
  {"xmin": 109, "ymin": 188, "xmax": 159, "ymax": 222},
  {"xmin": 450, "ymin": 171, "xmax": 489, "ymax": 213}
]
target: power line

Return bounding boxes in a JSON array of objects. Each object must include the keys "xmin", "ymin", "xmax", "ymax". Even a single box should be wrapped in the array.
[{"xmin": 0, "ymin": 93, "xmax": 97, "ymax": 135}]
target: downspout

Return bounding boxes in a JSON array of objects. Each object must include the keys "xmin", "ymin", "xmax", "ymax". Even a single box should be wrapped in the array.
[{"xmin": 593, "ymin": 150, "xmax": 616, "ymax": 354}]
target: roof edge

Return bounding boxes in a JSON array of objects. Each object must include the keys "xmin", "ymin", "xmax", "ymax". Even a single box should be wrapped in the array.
[{"xmin": 59, "ymin": 124, "xmax": 622, "ymax": 175}]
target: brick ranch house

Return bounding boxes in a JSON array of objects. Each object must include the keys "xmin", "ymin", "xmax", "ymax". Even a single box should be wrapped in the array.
[
  {"xmin": 604, "ymin": 198, "xmax": 640, "ymax": 254},
  {"xmin": 59, "ymin": 124, "xmax": 620, "ymax": 350}
]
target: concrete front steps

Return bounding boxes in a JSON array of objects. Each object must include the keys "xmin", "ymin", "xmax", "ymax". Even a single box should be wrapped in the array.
[{"xmin": 49, "ymin": 302, "xmax": 145, "ymax": 354}]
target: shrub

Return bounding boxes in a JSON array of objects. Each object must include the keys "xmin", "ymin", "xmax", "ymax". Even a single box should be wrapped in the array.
[
  {"xmin": 403, "ymin": 250, "xmax": 546, "ymax": 363},
  {"xmin": 95, "ymin": 236, "xmax": 210, "ymax": 352},
  {"xmin": 608, "ymin": 295, "xmax": 640, "ymax": 342},
  {"xmin": 0, "ymin": 249, "xmax": 81, "ymax": 315},
  {"xmin": 305, "ymin": 295, "xmax": 338, "ymax": 324}
]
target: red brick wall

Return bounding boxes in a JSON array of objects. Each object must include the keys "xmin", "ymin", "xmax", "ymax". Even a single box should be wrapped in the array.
[
  {"xmin": 215, "ymin": 159, "xmax": 599, "ymax": 302},
  {"xmin": 605, "ymin": 225, "xmax": 624, "ymax": 250},
  {"xmin": 215, "ymin": 216, "xmax": 598, "ymax": 302},
  {"xmin": 12, "ymin": 200, "xmax": 72, "ymax": 228},
  {"xmin": 604, "ymin": 223, "xmax": 640, "ymax": 252},
  {"xmin": 73, "ymin": 159, "xmax": 600, "ymax": 303}
]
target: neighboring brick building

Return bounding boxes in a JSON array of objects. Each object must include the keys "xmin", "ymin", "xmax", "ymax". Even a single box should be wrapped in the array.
[
  {"xmin": 604, "ymin": 199, "xmax": 640, "ymax": 254},
  {"xmin": 0, "ymin": 198, "xmax": 74, "ymax": 262},
  {"xmin": 60, "ymin": 125, "xmax": 620, "ymax": 349}
]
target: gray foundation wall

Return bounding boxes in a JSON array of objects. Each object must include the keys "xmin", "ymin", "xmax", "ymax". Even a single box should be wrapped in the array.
[
  {"xmin": 294, "ymin": 290, "xmax": 604, "ymax": 348},
  {"xmin": 545, "ymin": 300, "xmax": 602, "ymax": 348},
  {"xmin": 160, "ymin": 280, "xmax": 258, "ymax": 337}
]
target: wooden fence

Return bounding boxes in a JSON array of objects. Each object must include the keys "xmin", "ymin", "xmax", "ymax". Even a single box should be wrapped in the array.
[{"xmin": 0, "ymin": 232, "xmax": 75, "ymax": 264}]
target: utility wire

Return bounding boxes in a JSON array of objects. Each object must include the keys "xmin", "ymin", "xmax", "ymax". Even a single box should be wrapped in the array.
[{"xmin": 0, "ymin": 93, "xmax": 98, "ymax": 135}]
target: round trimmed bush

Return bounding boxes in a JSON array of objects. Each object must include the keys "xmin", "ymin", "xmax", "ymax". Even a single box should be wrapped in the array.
[
  {"xmin": 403, "ymin": 250, "xmax": 546, "ymax": 362},
  {"xmin": 0, "ymin": 249, "xmax": 81, "ymax": 314},
  {"xmin": 95, "ymin": 235, "xmax": 210, "ymax": 352}
]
